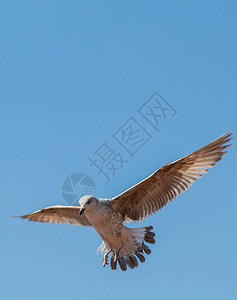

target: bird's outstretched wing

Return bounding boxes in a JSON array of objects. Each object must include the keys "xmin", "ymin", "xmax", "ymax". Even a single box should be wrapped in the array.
[
  {"xmin": 110, "ymin": 132, "xmax": 232, "ymax": 222},
  {"xmin": 17, "ymin": 205, "xmax": 91, "ymax": 226}
]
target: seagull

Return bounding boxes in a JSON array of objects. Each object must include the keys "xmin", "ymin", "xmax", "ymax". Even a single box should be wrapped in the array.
[{"xmin": 17, "ymin": 132, "xmax": 232, "ymax": 271}]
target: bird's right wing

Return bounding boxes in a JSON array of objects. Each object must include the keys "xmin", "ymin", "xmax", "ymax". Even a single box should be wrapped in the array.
[
  {"xmin": 110, "ymin": 132, "xmax": 232, "ymax": 222},
  {"xmin": 16, "ymin": 205, "xmax": 91, "ymax": 226}
]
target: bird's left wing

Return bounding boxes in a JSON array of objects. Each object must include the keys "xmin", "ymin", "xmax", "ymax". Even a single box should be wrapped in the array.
[
  {"xmin": 109, "ymin": 132, "xmax": 232, "ymax": 222},
  {"xmin": 17, "ymin": 205, "xmax": 91, "ymax": 226}
]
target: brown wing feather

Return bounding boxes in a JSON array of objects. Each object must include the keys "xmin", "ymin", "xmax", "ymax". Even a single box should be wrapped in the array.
[
  {"xmin": 17, "ymin": 205, "xmax": 91, "ymax": 226},
  {"xmin": 111, "ymin": 132, "xmax": 232, "ymax": 222}
]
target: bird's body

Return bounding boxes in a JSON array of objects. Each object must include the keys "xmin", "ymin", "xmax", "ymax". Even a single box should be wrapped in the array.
[
  {"xmin": 17, "ymin": 132, "xmax": 233, "ymax": 271},
  {"xmin": 79, "ymin": 196, "xmax": 155, "ymax": 270},
  {"xmin": 85, "ymin": 199, "xmax": 125, "ymax": 250}
]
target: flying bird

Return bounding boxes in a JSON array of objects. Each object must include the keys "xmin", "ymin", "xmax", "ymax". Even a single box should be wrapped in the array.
[{"xmin": 17, "ymin": 132, "xmax": 232, "ymax": 271}]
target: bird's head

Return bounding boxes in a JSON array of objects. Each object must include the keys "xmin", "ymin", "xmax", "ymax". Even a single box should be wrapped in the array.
[{"xmin": 79, "ymin": 195, "xmax": 97, "ymax": 215}]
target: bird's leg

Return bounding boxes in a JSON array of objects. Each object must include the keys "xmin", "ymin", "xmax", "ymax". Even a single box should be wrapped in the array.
[
  {"xmin": 103, "ymin": 250, "xmax": 112, "ymax": 267},
  {"xmin": 114, "ymin": 240, "xmax": 124, "ymax": 262}
]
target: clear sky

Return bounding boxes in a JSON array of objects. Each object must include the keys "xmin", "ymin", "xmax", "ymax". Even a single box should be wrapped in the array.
[{"xmin": 1, "ymin": 1, "xmax": 236, "ymax": 299}]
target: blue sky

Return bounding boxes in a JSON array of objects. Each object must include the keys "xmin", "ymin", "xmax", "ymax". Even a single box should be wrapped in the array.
[{"xmin": 1, "ymin": 1, "xmax": 236, "ymax": 299}]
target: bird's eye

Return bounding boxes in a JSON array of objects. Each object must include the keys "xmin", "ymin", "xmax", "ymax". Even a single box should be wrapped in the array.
[{"xmin": 87, "ymin": 199, "xmax": 92, "ymax": 205}]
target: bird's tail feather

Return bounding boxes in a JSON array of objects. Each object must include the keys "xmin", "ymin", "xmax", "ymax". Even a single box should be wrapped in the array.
[
  {"xmin": 98, "ymin": 226, "xmax": 156, "ymax": 271},
  {"xmin": 117, "ymin": 226, "xmax": 155, "ymax": 271}
]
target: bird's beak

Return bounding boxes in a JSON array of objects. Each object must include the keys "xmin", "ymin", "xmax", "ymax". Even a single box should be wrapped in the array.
[{"xmin": 79, "ymin": 207, "xmax": 85, "ymax": 215}]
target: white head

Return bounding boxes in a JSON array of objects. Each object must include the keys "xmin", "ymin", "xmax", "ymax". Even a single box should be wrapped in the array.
[{"xmin": 79, "ymin": 195, "xmax": 97, "ymax": 215}]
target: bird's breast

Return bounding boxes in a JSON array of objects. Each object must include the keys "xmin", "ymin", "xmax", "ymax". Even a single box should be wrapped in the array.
[{"xmin": 85, "ymin": 204, "xmax": 127, "ymax": 250}]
